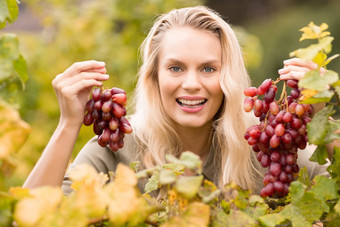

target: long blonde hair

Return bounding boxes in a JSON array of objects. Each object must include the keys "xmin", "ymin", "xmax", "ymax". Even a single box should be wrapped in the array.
[{"xmin": 130, "ymin": 5, "xmax": 262, "ymax": 193}]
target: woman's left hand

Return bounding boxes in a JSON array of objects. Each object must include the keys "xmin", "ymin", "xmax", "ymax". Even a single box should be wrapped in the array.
[{"xmin": 278, "ymin": 57, "xmax": 326, "ymax": 81}]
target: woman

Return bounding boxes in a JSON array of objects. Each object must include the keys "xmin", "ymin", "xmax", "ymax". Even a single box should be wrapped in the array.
[{"xmin": 23, "ymin": 6, "xmax": 328, "ymax": 195}]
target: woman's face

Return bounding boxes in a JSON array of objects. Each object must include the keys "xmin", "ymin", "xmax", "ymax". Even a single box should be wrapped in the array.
[{"xmin": 157, "ymin": 26, "xmax": 224, "ymax": 130}]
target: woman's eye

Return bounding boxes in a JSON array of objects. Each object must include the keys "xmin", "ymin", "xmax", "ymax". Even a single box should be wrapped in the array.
[
  {"xmin": 169, "ymin": 66, "xmax": 181, "ymax": 72},
  {"xmin": 203, "ymin": 67, "xmax": 215, "ymax": 73}
]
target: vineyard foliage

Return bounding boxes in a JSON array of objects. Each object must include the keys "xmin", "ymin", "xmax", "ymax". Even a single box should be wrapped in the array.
[
  {"xmin": 0, "ymin": 0, "xmax": 30, "ymax": 188},
  {"xmin": 1, "ymin": 1, "xmax": 340, "ymax": 227}
]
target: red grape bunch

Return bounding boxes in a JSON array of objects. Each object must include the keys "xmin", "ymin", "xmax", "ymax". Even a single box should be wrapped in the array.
[
  {"xmin": 83, "ymin": 87, "xmax": 133, "ymax": 152},
  {"xmin": 243, "ymin": 79, "xmax": 312, "ymax": 198}
]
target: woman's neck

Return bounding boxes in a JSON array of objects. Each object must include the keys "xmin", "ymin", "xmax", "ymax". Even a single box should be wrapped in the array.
[{"xmin": 175, "ymin": 123, "xmax": 213, "ymax": 161}]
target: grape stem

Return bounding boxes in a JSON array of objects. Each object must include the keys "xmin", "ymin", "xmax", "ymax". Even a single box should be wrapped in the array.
[{"xmin": 277, "ymin": 80, "xmax": 287, "ymax": 104}]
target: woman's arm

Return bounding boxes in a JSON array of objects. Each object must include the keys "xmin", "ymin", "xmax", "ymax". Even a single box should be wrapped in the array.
[{"xmin": 23, "ymin": 60, "xmax": 109, "ymax": 189}]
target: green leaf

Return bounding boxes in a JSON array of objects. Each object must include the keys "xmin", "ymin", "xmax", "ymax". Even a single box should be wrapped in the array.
[
  {"xmin": 290, "ymin": 36, "xmax": 334, "ymax": 60},
  {"xmin": 165, "ymin": 151, "xmax": 202, "ymax": 173},
  {"xmin": 129, "ymin": 161, "xmax": 140, "ymax": 172},
  {"xmin": 0, "ymin": 33, "xmax": 20, "ymax": 83},
  {"xmin": 280, "ymin": 181, "xmax": 328, "ymax": 226},
  {"xmin": 144, "ymin": 171, "xmax": 160, "ymax": 194},
  {"xmin": 297, "ymin": 167, "xmax": 311, "ymax": 186},
  {"xmin": 175, "ymin": 175, "xmax": 203, "ymax": 199},
  {"xmin": 327, "ymin": 147, "xmax": 340, "ymax": 182},
  {"xmin": 244, "ymin": 202, "xmax": 268, "ymax": 220},
  {"xmin": 258, "ymin": 213, "xmax": 286, "ymax": 227},
  {"xmin": 300, "ymin": 90, "xmax": 334, "ymax": 104},
  {"xmin": 280, "ymin": 204, "xmax": 312, "ymax": 227},
  {"xmin": 309, "ymin": 145, "xmax": 329, "ymax": 165},
  {"xmin": 13, "ymin": 54, "xmax": 28, "ymax": 89},
  {"xmin": 226, "ymin": 210, "xmax": 258, "ymax": 227},
  {"xmin": 0, "ymin": 0, "xmax": 19, "ymax": 29},
  {"xmin": 159, "ymin": 168, "xmax": 176, "ymax": 185},
  {"xmin": 307, "ymin": 105, "xmax": 334, "ymax": 145},
  {"xmin": 310, "ymin": 175, "xmax": 338, "ymax": 208},
  {"xmin": 162, "ymin": 163, "xmax": 185, "ymax": 175},
  {"xmin": 299, "ymin": 70, "xmax": 339, "ymax": 91}
]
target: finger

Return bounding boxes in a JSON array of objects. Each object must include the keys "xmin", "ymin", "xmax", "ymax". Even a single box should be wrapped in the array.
[
  {"xmin": 64, "ymin": 60, "xmax": 106, "ymax": 76},
  {"xmin": 59, "ymin": 79, "xmax": 104, "ymax": 98},
  {"xmin": 278, "ymin": 65, "xmax": 310, "ymax": 75},
  {"xmin": 283, "ymin": 58, "xmax": 318, "ymax": 70},
  {"xmin": 85, "ymin": 67, "xmax": 107, "ymax": 74},
  {"xmin": 54, "ymin": 72, "xmax": 109, "ymax": 93},
  {"xmin": 279, "ymin": 71, "xmax": 305, "ymax": 80}
]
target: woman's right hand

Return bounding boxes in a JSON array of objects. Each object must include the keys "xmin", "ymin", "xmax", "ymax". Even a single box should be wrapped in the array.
[{"xmin": 52, "ymin": 60, "xmax": 109, "ymax": 127}]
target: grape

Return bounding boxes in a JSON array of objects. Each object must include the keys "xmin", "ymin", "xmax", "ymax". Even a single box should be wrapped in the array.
[
  {"xmin": 269, "ymin": 102, "xmax": 279, "ymax": 115},
  {"xmin": 243, "ymin": 87, "xmax": 257, "ymax": 97},
  {"xmin": 269, "ymin": 162, "xmax": 281, "ymax": 176},
  {"xmin": 275, "ymin": 124, "xmax": 285, "ymax": 137},
  {"xmin": 83, "ymin": 87, "xmax": 132, "ymax": 152},
  {"xmin": 287, "ymin": 79, "xmax": 298, "ymax": 88},
  {"xmin": 92, "ymin": 88, "xmax": 101, "ymax": 101},
  {"xmin": 102, "ymin": 100, "xmax": 112, "ymax": 113},
  {"xmin": 112, "ymin": 103, "xmax": 126, "ymax": 118},
  {"xmin": 85, "ymin": 99, "xmax": 95, "ymax": 113},
  {"xmin": 112, "ymin": 93, "xmax": 127, "ymax": 105},
  {"xmin": 243, "ymin": 97, "xmax": 254, "ymax": 112},
  {"xmin": 261, "ymin": 154, "xmax": 270, "ymax": 168},
  {"xmin": 295, "ymin": 104, "xmax": 305, "ymax": 116},
  {"xmin": 83, "ymin": 113, "xmax": 94, "ymax": 126},
  {"xmin": 243, "ymin": 78, "xmax": 311, "ymax": 198},
  {"xmin": 264, "ymin": 88, "xmax": 275, "ymax": 103}
]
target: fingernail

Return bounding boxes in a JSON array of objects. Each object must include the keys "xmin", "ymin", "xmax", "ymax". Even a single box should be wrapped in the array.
[
  {"xmin": 278, "ymin": 69, "xmax": 284, "ymax": 74},
  {"xmin": 98, "ymin": 61, "xmax": 106, "ymax": 66},
  {"xmin": 102, "ymin": 74, "xmax": 109, "ymax": 78}
]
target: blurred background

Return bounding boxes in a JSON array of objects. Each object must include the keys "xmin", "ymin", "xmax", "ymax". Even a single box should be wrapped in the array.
[{"xmin": 1, "ymin": 0, "xmax": 340, "ymax": 189}]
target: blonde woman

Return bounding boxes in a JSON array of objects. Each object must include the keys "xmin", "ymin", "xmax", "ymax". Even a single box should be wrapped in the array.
[{"xmin": 24, "ymin": 6, "xmax": 329, "ymax": 195}]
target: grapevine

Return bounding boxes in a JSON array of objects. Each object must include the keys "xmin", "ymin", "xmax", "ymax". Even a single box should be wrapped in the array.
[
  {"xmin": 83, "ymin": 87, "xmax": 132, "ymax": 152},
  {"xmin": 243, "ymin": 78, "xmax": 312, "ymax": 198}
]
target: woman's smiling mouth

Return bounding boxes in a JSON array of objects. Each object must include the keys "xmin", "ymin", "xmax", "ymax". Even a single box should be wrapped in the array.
[{"xmin": 176, "ymin": 98, "xmax": 207, "ymax": 108}]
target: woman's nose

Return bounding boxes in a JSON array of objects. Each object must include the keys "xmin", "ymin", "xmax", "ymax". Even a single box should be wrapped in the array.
[{"xmin": 181, "ymin": 70, "xmax": 202, "ymax": 91}]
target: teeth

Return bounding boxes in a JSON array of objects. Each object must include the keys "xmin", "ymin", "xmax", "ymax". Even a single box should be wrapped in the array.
[{"xmin": 178, "ymin": 98, "xmax": 206, "ymax": 106}]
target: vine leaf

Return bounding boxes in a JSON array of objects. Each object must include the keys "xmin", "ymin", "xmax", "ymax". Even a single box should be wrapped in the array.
[
  {"xmin": 297, "ymin": 167, "xmax": 311, "ymax": 186},
  {"xmin": 309, "ymin": 145, "xmax": 329, "ymax": 165},
  {"xmin": 160, "ymin": 202, "xmax": 210, "ymax": 227},
  {"xmin": 300, "ymin": 89, "xmax": 334, "ymax": 104},
  {"xmin": 279, "ymin": 181, "xmax": 327, "ymax": 226},
  {"xmin": 144, "ymin": 170, "xmax": 160, "ymax": 194},
  {"xmin": 309, "ymin": 175, "xmax": 339, "ymax": 213},
  {"xmin": 0, "ymin": 34, "xmax": 28, "ymax": 89},
  {"xmin": 299, "ymin": 22, "xmax": 330, "ymax": 41},
  {"xmin": 290, "ymin": 36, "xmax": 333, "ymax": 61},
  {"xmin": 258, "ymin": 213, "xmax": 286, "ymax": 227},
  {"xmin": 327, "ymin": 147, "xmax": 340, "ymax": 184},
  {"xmin": 299, "ymin": 70, "xmax": 339, "ymax": 91},
  {"xmin": 0, "ymin": 0, "xmax": 19, "ymax": 29},
  {"xmin": 307, "ymin": 105, "xmax": 334, "ymax": 145},
  {"xmin": 175, "ymin": 175, "xmax": 203, "ymax": 199}
]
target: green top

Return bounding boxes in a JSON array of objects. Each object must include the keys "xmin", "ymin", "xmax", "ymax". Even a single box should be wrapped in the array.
[{"xmin": 62, "ymin": 134, "xmax": 329, "ymax": 196}]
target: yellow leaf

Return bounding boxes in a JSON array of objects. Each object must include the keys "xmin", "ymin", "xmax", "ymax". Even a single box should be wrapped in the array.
[
  {"xmin": 160, "ymin": 202, "xmax": 210, "ymax": 227},
  {"xmin": 299, "ymin": 22, "xmax": 330, "ymax": 41},
  {"xmin": 301, "ymin": 89, "xmax": 319, "ymax": 100},
  {"xmin": 0, "ymin": 102, "xmax": 31, "ymax": 160},
  {"xmin": 9, "ymin": 187, "xmax": 31, "ymax": 200},
  {"xmin": 105, "ymin": 164, "xmax": 151, "ymax": 226},
  {"xmin": 68, "ymin": 164, "xmax": 109, "ymax": 217},
  {"xmin": 14, "ymin": 187, "xmax": 62, "ymax": 226}
]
